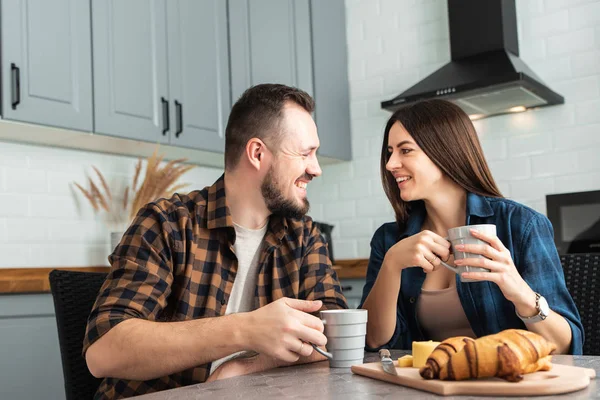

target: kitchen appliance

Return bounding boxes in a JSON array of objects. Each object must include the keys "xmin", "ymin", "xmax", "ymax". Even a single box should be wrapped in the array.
[
  {"xmin": 314, "ymin": 221, "xmax": 335, "ymax": 263},
  {"xmin": 381, "ymin": 0, "xmax": 564, "ymax": 120},
  {"xmin": 546, "ymin": 190, "xmax": 600, "ymax": 255}
]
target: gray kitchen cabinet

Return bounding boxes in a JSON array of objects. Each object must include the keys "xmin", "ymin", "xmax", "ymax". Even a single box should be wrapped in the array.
[
  {"xmin": 92, "ymin": 0, "xmax": 170, "ymax": 144},
  {"xmin": 340, "ymin": 278, "xmax": 366, "ymax": 309},
  {"xmin": 229, "ymin": 0, "xmax": 314, "ymax": 101},
  {"xmin": 310, "ymin": 0, "xmax": 352, "ymax": 161},
  {"xmin": 92, "ymin": 0, "xmax": 228, "ymax": 151},
  {"xmin": 0, "ymin": 294, "xmax": 65, "ymax": 400},
  {"xmin": 0, "ymin": 0, "xmax": 351, "ymax": 164},
  {"xmin": 167, "ymin": 0, "xmax": 230, "ymax": 152},
  {"xmin": 229, "ymin": 0, "xmax": 351, "ymax": 161},
  {"xmin": 1, "ymin": 0, "xmax": 93, "ymax": 132}
]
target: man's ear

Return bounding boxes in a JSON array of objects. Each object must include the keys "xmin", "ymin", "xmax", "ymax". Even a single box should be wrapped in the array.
[{"xmin": 246, "ymin": 138, "xmax": 266, "ymax": 171}]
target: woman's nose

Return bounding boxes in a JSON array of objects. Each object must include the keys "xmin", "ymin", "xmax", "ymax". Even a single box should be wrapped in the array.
[{"xmin": 386, "ymin": 154, "xmax": 401, "ymax": 171}]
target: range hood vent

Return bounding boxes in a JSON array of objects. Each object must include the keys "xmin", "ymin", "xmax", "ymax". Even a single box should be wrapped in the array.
[{"xmin": 381, "ymin": 0, "xmax": 564, "ymax": 119}]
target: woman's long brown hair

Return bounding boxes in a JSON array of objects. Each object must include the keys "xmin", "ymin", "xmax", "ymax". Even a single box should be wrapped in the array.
[{"xmin": 380, "ymin": 99, "xmax": 502, "ymax": 229}]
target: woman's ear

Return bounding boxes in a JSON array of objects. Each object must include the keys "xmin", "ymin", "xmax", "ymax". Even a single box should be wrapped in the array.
[{"xmin": 246, "ymin": 138, "xmax": 266, "ymax": 171}]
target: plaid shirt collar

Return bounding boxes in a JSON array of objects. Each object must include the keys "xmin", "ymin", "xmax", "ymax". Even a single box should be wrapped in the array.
[{"xmin": 205, "ymin": 174, "xmax": 289, "ymax": 248}]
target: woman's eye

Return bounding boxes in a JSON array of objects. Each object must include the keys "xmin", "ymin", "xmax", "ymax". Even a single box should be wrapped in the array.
[{"xmin": 401, "ymin": 148, "xmax": 412, "ymax": 154}]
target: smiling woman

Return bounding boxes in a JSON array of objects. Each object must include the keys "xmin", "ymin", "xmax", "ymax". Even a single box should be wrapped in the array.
[
  {"xmin": 359, "ymin": 99, "xmax": 583, "ymax": 357},
  {"xmin": 380, "ymin": 102, "xmax": 501, "ymax": 224}
]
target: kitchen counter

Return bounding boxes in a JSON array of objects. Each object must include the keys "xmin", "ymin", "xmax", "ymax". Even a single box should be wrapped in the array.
[
  {"xmin": 331, "ymin": 259, "xmax": 368, "ymax": 279},
  {"xmin": 0, "ymin": 267, "xmax": 110, "ymax": 293},
  {"xmin": 0, "ymin": 260, "xmax": 368, "ymax": 294}
]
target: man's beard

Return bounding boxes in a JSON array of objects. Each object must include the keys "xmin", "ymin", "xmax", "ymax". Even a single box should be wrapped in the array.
[{"xmin": 261, "ymin": 165, "xmax": 310, "ymax": 219}]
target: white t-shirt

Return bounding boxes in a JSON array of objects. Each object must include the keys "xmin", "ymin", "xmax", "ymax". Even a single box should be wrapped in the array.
[{"xmin": 209, "ymin": 221, "xmax": 268, "ymax": 375}]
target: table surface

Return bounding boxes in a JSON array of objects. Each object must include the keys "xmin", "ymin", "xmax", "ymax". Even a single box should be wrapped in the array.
[{"xmin": 131, "ymin": 351, "xmax": 600, "ymax": 400}]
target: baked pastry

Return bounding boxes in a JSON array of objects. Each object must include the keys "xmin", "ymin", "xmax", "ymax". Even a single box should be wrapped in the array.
[
  {"xmin": 419, "ymin": 336, "xmax": 474, "ymax": 379},
  {"xmin": 419, "ymin": 329, "xmax": 557, "ymax": 382}
]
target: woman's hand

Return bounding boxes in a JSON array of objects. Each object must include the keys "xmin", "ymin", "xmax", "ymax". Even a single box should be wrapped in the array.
[
  {"xmin": 456, "ymin": 229, "xmax": 537, "ymax": 314},
  {"xmin": 384, "ymin": 230, "xmax": 451, "ymax": 273}
]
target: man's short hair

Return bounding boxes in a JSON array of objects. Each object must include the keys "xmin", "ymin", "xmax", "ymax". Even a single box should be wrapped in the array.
[{"xmin": 224, "ymin": 83, "xmax": 314, "ymax": 170}]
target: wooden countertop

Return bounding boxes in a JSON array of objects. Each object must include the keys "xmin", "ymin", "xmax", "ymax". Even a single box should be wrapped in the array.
[
  {"xmin": 0, "ymin": 267, "xmax": 111, "ymax": 294},
  {"xmin": 331, "ymin": 259, "xmax": 369, "ymax": 279},
  {"xmin": 0, "ymin": 260, "xmax": 368, "ymax": 294}
]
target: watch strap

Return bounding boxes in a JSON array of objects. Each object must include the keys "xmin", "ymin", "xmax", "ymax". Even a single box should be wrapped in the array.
[{"xmin": 516, "ymin": 292, "xmax": 548, "ymax": 323}]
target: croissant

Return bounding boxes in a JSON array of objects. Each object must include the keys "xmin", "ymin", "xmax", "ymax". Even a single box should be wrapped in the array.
[
  {"xmin": 419, "ymin": 336, "xmax": 475, "ymax": 380},
  {"xmin": 420, "ymin": 329, "xmax": 557, "ymax": 382}
]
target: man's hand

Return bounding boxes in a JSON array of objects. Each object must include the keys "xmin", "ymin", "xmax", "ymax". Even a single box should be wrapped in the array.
[
  {"xmin": 242, "ymin": 298, "xmax": 327, "ymax": 363},
  {"xmin": 206, "ymin": 349, "xmax": 328, "ymax": 382},
  {"xmin": 206, "ymin": 353, "xmax": 274, "ymax": 382}
]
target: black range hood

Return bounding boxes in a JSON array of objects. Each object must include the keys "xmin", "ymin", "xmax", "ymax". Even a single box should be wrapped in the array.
[{"xmin": 381, "ymin": 0, "xmax": 564, "ymax": 120}]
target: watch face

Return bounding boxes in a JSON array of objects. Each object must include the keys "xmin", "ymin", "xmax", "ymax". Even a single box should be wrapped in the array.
[{"xmin": 539, "ymin": 295, "xmax": 550, "ymax": 316}]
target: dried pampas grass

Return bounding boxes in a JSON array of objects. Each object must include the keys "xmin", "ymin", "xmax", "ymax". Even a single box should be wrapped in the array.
[
  {"xmin": 74, "ymin": 149, "xmax": 194, "ymax": 225},
  {"xmin": 127, "ymin": 151, "xmax": 194, "ymax": 220}
]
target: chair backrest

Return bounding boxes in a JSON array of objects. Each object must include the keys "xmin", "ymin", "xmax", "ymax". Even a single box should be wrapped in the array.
[
  {"xmin": 560, "ymin": 253, "xmax": 600, "ymax": 355},
  {"xmin": 49, "ymin": 270, "xmax": 108, "ymax": 400}
]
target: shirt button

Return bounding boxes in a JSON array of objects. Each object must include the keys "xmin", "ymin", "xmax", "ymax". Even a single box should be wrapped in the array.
[{"xmin": 409, "ymin": 297, "xmax": 416, "ymax": 304}]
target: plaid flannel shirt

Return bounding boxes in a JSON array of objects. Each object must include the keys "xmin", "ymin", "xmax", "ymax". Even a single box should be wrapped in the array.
[{"xmin": 83, "ymin": 174, "xmax": 348, "ymax": 399}]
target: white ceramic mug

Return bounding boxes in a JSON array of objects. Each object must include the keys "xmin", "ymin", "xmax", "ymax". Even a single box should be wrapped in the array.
[
  {"xmin": 312, "ymin": 309, "xmax": 368, "ymax": 368},
  {"xmin": 438, "ymin": 224, "xmax": 496, "ymax": 283}
]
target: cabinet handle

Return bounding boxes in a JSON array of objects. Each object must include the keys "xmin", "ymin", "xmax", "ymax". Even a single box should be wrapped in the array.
[
  {"xmin": 341, "ymin": 286, "xmax": 353, "ymax": 292},
  {"xmin": 161, "ymin": 97, "xmax": 169, "ymax": 135},
  {"xmin": 175, "ymin": 100, "xmax": 183, "ymax": 137},
  {"xmin": 11, "ymin": 63, "xmax": 20, "ymax": 110}
]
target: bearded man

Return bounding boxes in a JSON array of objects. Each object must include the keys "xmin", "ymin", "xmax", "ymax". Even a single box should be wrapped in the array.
[{"xmin": 82, "ymin": 83, "xmax": 348, "ymax": 399}]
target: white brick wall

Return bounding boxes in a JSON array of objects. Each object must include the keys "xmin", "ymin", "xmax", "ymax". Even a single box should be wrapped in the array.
[
  {"xmin": 0, "ymin": 142, "xmax": 222, "ymax": 268},
  {"xmin": 307, "ymin": 0, "xmax": 600, "ymax": 259}
]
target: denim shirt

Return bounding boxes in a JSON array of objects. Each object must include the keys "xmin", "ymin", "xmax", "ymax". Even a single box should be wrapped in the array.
[{"xmin": 359, "ymin": 193, "xmax": 584, "ymax": 355}]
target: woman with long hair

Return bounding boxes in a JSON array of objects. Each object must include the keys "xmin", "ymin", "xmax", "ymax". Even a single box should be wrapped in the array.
[{"xmin": 359, "ymin": 99, "xmax": 582, "ymax": 354}]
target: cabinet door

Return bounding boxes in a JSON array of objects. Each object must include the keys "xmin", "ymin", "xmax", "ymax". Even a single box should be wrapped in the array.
[
  {"xmin": 310, "ymin": 0, "xmax": 352, "ymax": 161},
  {"xmin": 0, "ymin": 294, "xmax": 65, "ymax": 399},
  {"xmin": 92, "ymin": 0, "xmax": 169, "ymax": 143},
  {"xmin": 339, "ymin": 279, "xmax": 366, "ymax": 309},
  {"xmin": 1, "ymin": 0, "xmax": 93, "ymax": 131},
  {"xmin": 167, "ymin": 0, "xmax": 230, "ymax": 152},
  {"xmin": 229, "ymin": 0, "xmax": 313, "ymax": 102}
]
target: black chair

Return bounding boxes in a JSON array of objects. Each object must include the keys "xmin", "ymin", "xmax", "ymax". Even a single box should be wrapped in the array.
[
  {"xmin": 560, "ymin": 253, "xmax": 600, "ymax": 355},
  {"xmin": 49, "ymin": 270, "xmax": 108, "ymax": 400}
]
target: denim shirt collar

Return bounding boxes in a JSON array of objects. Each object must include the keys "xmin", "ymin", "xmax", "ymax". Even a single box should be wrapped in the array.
[
  {"xmin": 399, "ymin": 192, "xmax": 495, "ymax": 239},
  {"xmin": 465, "ymin": 191, "xmax": 494, "ymax": 222}
]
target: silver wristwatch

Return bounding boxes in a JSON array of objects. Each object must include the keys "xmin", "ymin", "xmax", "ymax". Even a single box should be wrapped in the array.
[{"xmin": 516, "ymin": 292, "xmax": 550, "ymax": 323}]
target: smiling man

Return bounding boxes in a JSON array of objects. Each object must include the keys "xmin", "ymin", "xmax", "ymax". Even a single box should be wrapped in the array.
[{"xmin": 83, "ymin": 84, "xmax": 348, "ymax": 399}]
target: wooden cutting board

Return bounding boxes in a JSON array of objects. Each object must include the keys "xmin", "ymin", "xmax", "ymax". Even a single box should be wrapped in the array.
[{"xmin": 351, "ymin": 361, "xmax": 596, "ymax": 396}]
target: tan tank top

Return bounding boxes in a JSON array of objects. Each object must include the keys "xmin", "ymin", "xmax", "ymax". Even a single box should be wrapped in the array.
[{"xmin": 417, "ymin": 286, "xmax": 476, "ymax": 341}]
